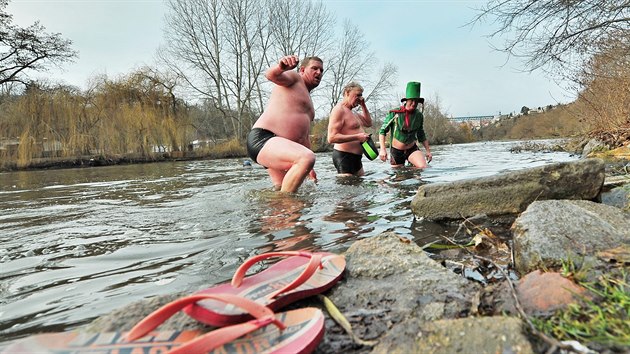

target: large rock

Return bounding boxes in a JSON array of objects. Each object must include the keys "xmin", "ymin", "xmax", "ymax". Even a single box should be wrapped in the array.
[
  {"xmin": 319, "ymin": 233, "xmax": 481, "ymax": 353},
  {"xmin": 411, "ymin": 158, "xmax": 605, "ymax": 221},
  {"xmin": 512, "ymin": 200, "xmax": 630, "ymax": 275},
  {"xmin": 601, "ymin": 183, "xmax": 630, "ymax": 211},
  {"xmin": 379, "ymin": 316, "xmax": 534, "ymax": 354}
]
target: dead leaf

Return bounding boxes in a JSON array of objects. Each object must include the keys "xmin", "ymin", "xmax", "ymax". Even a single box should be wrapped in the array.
[
  {"xmin": 597, "ymin": 245, "xmax": 630, "ymax": 264},
  {"xmin": 398, "ymin": 236, "xmax": 411, "ymax": 244}
]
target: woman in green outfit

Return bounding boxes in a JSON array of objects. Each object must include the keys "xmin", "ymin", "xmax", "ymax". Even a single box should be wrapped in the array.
[{"xmin": 378, "ymin": 81, "xmax": 432, "ymax": 168}]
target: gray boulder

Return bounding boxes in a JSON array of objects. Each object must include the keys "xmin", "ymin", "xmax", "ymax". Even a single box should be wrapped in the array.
[
  {"xmin": 601, "ymin": 183, "xmax": 630, "ymax": 211},
  {"xmin": 320, "ymin": 233, "xmax": 482, "ymax": 353},
  {"xmin": 379, "ymin": 316, "xmax": 534, "ymax": 354},
  {"xmin": 411, "ymin": 158, "xmax": 605, "ymax": 221},
  {"xmin": 512, "ymin": 200, "xmax": 630, "ymax": 275}
]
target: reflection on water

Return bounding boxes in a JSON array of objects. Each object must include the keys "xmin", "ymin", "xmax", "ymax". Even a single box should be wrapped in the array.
[
  {"xmin": 249, "ymin": 191, "xmax": 317, "ymax": 253},
  {"xmin": 0, "ymin": 139, "xmax": 578, "ymax": 344},
  {"xmin": 254, "ymin": 191, "xmax": 310, "ymax": 233}
]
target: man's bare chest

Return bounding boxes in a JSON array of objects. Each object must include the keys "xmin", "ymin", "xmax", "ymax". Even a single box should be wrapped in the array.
[{"xmin": 344, "ymin": 112, "xmax": 362, "ymax": 130}]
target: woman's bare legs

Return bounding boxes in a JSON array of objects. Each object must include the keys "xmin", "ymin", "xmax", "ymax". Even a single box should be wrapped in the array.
[{"xmin": 407, "ymin": 150, "xmax": 428, "ymax": 168}]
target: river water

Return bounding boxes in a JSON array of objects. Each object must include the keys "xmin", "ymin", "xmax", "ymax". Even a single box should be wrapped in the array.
[{"xmin": 0, "ymin": 139, "xmax": 578, "ymax": 344}]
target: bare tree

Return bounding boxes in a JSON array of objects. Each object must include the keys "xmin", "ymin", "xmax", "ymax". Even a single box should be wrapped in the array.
[
  {"xmin": 472, "ymin": 0, "xmax": 630, "ymax": 80},
  {"xmin": 161, "ymin": 0, "xmax": 341, "ymax": 139},
  {"xmin": 266, "ymin": 0, "xmax": 336, "ymax": 60},
  {"xmin": 324, "ymin": 19, "xmax": 373, "ymax": 110},
  {"xmin": 130, "ymin": 67, "xmax": 189, "ymax": 150},
  {"xmin": 473, "ymin": 1, "xmax": 629, "ymax": 145},
  {"xmin": 0, "ymin": 0, "xmax": 77, "ymax": 88},
  {"xmin": 320, "ymin": 19, "xmax": 398, "ymax": 119},
  {"xmin": 161, "ymin": 0, "xmax": 225, "ymax": 104},
  {"xmin": 362, "ymin": 62, "xmax": 398, "ymax": 106},
  {"xmin": 222, "ymin": 0, "xmax": 270, "ymax": 138},
  {"xmin": 161, "ymin": 0, "xmax": 253, "ymax": 139}
]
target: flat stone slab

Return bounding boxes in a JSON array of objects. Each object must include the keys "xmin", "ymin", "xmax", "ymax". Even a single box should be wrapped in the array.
[{"xmin": 411, "ymin": 158, "xmax": 605, "ymax": 221}]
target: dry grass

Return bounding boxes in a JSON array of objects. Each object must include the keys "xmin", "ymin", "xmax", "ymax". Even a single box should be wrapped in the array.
[
  {"xmin": 570, "ymin": 48, "xmax": 630, "ymax": 148},
  {"xmin": 206, "ymin": 138, "xmax": 247, "ymax": 158}
]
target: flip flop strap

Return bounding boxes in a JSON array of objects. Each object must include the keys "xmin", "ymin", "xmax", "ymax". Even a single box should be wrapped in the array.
[
  {"xmin": 269, "ymin": 253, "xmax": 323, "ymax": 299},
  {"xmin": 125, "ymin": 294, "xmax": 284, "ymax": 341},
  {"xmin": 168, "ymin": 316, "xmax": 277, "ymax": 354},
  {"xmin": 231, "ymin": 251, "xmax": 324, "ymax": 298}
]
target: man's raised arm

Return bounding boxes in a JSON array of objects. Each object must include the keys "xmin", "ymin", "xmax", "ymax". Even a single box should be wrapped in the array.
[{"xmin": 265, "ymin": 55, "xmax": 300, "ymax": 87}]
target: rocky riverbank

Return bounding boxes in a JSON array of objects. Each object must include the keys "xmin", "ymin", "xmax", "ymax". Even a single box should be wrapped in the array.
[
  {"xmin": 77, "ymin": 153, "xmax": 630, "ymax": 354},
  {"xmin": 2, "ymin": 139, "xmax": 628, "ymax": 353}
]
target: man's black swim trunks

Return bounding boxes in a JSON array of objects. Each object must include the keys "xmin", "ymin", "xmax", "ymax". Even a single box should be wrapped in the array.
[
  {"xmin": 247, "ymin": 128, "xmax": 276, "ymax": 163},
  {"xmin": 332, "ymin": 149, "xmax": 363, "ymax": 175}
]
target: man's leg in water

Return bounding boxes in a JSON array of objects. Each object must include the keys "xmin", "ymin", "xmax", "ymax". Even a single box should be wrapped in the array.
[
  {"xmin": 267, "ymin": 169, "xmax": 286, "ymax": 191},
  {"xmin": 256, "ymin": 136, "xmax": 315, "ymax": 193}
]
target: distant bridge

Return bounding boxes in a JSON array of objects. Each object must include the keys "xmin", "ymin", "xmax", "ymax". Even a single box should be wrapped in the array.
[{"xmin": 447, "ymin": 115, "xmax": 495, "ymax": 122}]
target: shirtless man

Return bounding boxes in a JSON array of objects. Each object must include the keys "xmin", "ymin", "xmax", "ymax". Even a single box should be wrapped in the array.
[
  {"xmin": 327, "ymin": 82, "xmax": 372, "ymax": 176},
  {"xmin": 246, "ymin": 55, "xmax": 324, "ymax": 192}
]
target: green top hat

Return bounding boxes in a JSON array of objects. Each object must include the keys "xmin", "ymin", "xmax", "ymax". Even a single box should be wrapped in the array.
[{"xmin": 401, "ymin": 81, "xmax": 425, "ymax": 103}]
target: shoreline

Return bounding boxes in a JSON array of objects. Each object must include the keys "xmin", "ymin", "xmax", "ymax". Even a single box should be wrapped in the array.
[
  {"xmin": 0, "ymin": 138, "xmax": 568, "ymax": 173},
  {"xmin": 0, "ymin": 152, "xmax": 230, "ymax": 173}
]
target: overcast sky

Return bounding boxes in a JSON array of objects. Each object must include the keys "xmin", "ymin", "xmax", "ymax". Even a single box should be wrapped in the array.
[{"xmin": 8, "ymin": 0, "xmax": 575, "ymax": 117}]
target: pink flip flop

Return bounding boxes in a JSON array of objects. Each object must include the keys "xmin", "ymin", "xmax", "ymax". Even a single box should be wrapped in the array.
[
  {"xmin": 1, "ymin": 294, "xmax": 325, "ymax": 354},
  {"xmin": 184, "ymin": 251, "xmax": 345, "ymax": 326}
]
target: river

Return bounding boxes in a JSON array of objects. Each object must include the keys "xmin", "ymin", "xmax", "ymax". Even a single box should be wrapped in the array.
[{"xmin": 0, "ymin": 139, "xmax": 578, "ymax": 344}]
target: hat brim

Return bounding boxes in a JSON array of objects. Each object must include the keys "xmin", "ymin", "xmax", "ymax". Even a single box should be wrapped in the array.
[{"xmin": 401, "ymin": 97, "xmax": 425, "ymax": 103}]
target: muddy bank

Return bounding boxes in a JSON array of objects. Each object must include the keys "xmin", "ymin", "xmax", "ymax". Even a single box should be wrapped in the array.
[{"xmin": 0, "ymin": 152, "xmax": 224, "ymax": 172}]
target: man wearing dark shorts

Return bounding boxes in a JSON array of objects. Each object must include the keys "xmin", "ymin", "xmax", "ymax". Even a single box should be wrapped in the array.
[
  {"xmin": 332, "ymin": 150, "xmax": 363, "ymax": 175},
  {"xmin": 327, "ymin": 82, "xmax": 372, "ymax": 176},
  {"xmin": 246, "ymin": 55, "xmax": 324, "ymax": 192}
]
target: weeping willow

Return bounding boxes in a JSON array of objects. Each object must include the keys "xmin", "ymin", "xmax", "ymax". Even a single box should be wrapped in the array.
[{"xmin": 0, "ymin": 70, "xmax": 195, "ymax": 168}]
